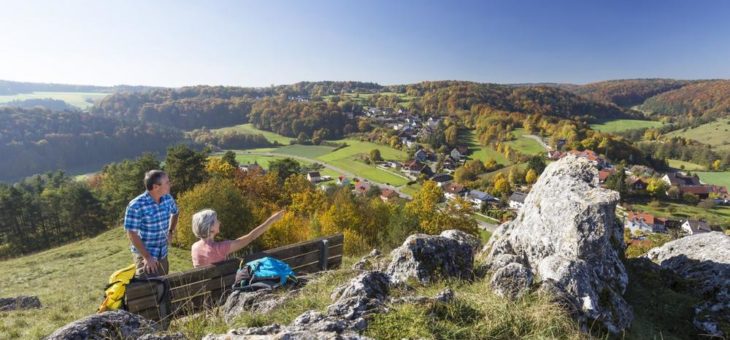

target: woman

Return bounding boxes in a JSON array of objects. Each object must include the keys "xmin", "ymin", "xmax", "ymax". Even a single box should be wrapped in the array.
[{"xmin": 191, "ymin": 209, "xmax": 285, "ymax": 267}]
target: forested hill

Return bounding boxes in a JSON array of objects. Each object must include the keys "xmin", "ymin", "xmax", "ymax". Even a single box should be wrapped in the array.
[
  {"xmin": 0, "ymin": 107, "xmax": 181, "ymax": 182},
  {"xmin": 389, "ymin": 81, "xmax": 635, "ymax": 120},
  {"xmin": 638, "ymin": 79, "xmax": 730, "ymax": 118},
  {"xmin": 0, "ymin": 79, "xmax": 158, "ymax": 95},
  {"xmin": 566, "ymin": 79, "xmax": 695, "ymax": 107}
]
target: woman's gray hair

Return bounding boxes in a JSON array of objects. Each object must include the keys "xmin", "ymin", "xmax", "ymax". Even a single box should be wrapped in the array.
[{"xmin": 192, "ymin": 209, "xmax": 218, "ymax": 239}]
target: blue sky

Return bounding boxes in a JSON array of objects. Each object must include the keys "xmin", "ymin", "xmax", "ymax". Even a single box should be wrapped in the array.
[{"xmin": 1, "ymin": 0, "xmax": 729, "ymax": 87}]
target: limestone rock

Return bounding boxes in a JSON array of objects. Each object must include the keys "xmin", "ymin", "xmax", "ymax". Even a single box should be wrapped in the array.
[
  {"xmin": 209, "ymin": 271, "xmax": 388, "ymax": 339},
  {"xmin": 481, "ymin": 155, "xmax": 632, "ymax": 333},
  {"xmin": 47, "ymin": 310, "xmax": 158, "ymax": 340},
  {"xmin": 440, "ymin": 229, "xmax": 481, "ymax": 253},
  {"xmin": 646, "ymin": 232, "xmax": 730, "ymax": 337},
  {"xmin": 352, "ymin": 249, "xmax": 383, "ymax": 271},
  {"xmin": 386, "ymin": 232, "xmax": 474, "ymax": 284},
  {"xmin": 490, "ymin": 262, "xmax": 533, "ymax": 299},
  {"xmin": 0, "ymin": 295, "xmax": 41, "ymax": 311},
  {"xmin": 223, "ymin": 289, "xmax": 294, "ymax": 323}
]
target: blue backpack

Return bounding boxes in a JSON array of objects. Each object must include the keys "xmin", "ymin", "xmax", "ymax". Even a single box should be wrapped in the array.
[{"xmin": 233, "ymin": 256, "xmax": 298, "ymax": 291}]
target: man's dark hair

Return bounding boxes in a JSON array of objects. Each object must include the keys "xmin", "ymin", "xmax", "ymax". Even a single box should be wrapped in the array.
[{"xmin": 144, "ymin": 170, "xmax": 167, "ymax": 191}]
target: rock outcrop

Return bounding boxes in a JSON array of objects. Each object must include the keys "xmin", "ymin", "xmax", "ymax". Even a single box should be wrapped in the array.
[
  {"xmin": 480, "ymin": 155, "xmax": 632, "ymax": 333},
  {"xmin": 206, "ymin": 271, "xmax": 389, "ymax": 339},
  {"xmin": 223, "ymin": 289, "xmax": 295, "ymax": 323},
  {"xmin": 646, "ymin": 232, "xmax": 730, "ymax": 337},
  {"xmin": 0, "ymin": 295, "xmax": 41, "ymax": 311},
  {"xmin": 47, "ymin": 310, "xmax": 158, "ymax": 340},
  {"xmin": 386, "ymin": 230, "xmax": 477, "ymax": 284}
]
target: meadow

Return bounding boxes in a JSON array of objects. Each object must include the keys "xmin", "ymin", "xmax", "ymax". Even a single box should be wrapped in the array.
[
  {"xmin": 0, "ymin": 229, "xmax": 193, "ymax": 339},
  {"xmin": 665, "ymin": 118, "xmax": 730, "ymax": 152},
  {"xmin": 211, "ymin": 124, "xmax": 293, "ymax": 145},
  {"xmin": 696, "ymin": 171, "xmax": 730, "ymax": 188},
  {"xmin": 589, "ymin": 119, "xmax": 664, "ymax": 133},
  {"xmin": 0, "ymin": 91, "xmax": 109, "ymax": 110},
  {"xmin": 629, "ymin": 200, "xmax": 730, "ymax": 229},
  {"xmin": 667, "ymin": 159, "xmax": 706, "ymax": 171},
  {"xmin": 503, "ymin": 128, "xmax": 545, "ymax": 155},
  {"xmin": 460, "ymin": 129, "xmax": 510, "ymax": 165}
]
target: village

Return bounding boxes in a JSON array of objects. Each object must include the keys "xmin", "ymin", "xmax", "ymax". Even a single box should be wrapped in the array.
[{"xmin": 239, "ymin": 104, "xmax": 730, "ymax": 240}]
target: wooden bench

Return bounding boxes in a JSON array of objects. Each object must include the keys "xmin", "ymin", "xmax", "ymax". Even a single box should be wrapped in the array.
[{"xmin": 124, "ymin": 234, "xmax": 344, "ymax": 326}]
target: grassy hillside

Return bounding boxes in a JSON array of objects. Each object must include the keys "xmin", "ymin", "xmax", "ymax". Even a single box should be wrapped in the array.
[
  {"xmin": 667, "ymin": 159, "xmax": 707, "ymax": 171},
  {"xmin": 1, "ymin": 226, "xmax": 707, "ymax": 339},
  {"xmin": 0, "ymin": 228, "xmax": 193, "ymax": 339},
  {"xmin": 211, "ymin": 123, "xmax": 293, "ymax": 145},
  {"xmin": 696, "ymin": 171, "xmax": 730, "ymax": 188},
  {"xmin": 590, "ymin": 119, "xmax": 664, "ymax": 133},
  {"xmin": 665, "ymin": 118, "xmax": 730, "ymax": 152}
]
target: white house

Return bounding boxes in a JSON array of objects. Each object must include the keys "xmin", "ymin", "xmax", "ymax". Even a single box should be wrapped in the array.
[
  {"xmin": 681, "ymin": 220, "xmax": 711, "ymax": 235},
  {"xmin": 509, "ymin": 192, "xmax": 528, "ymax": 210}
]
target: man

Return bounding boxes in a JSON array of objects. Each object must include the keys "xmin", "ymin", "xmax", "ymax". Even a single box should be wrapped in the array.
[{"xmin": 124, "ymin": 170, "xmax": 179, "ymax": 278}]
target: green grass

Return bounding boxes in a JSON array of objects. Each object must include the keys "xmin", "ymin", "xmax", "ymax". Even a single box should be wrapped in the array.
[
  {"xmin": 400, "ymin": 183, "xmax": 422, "ymax": 197},
  {"xmin": 460, "ymin": 129, "xmax": 510, "ymax": 165},
  {"xmin": 234, "ymin": 153, "xmax": 289, "ymax": 169},
  {"xmin": 316, "ymin": 139, "xmax": 409, "ymax": 186},
  {"xmin": 666, "ymin": 118, "xmax": 730, "ymax": 152},
  {"xmin": 696, "ymin": 171, "xmax": 730, "ymax": 188},
  {"xmin": 274, "ymin": 144, "xmax": 336, "ymax": 159},
  {"xmin": 629, "ymin": 200, "xmax": 730, "ymax": 228},
  {"xmin": 667, "ymin": 159, "xmax": 706, "ymax": 171},
  {"xmin": 366, "ymin": 279, "xmax": 585, "ymax": 339},
  {"xmin": 0, "ymin": 91, "xmax": 110, "ymax": 110},
  {"xmin": 590, "ymin": 119, "xmax": 664, "ymax": 133},
  {"xmin": 503, "ymin": 128, "xmax": 545, "ymax": 155},
  {"xmin": 0, "ymin": 229, "xmax": 193, "ymax": 339},
  {"xmin": 212, "ymin": 124, "xmax": 293, "ymax": 145}
]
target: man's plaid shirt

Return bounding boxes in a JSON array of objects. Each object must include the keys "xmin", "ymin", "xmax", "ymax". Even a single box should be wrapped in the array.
[{"xmin": 124, "ymin": 191, "xmax": 179, "ymax": 259}]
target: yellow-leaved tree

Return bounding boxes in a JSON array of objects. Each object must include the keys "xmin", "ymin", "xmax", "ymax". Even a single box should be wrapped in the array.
[
  {"xmin": 260, "ymin": 211, "xmax": 311, "ymax": 249},
  {"xmin": 174, "ymin": 178, "xmax": 254, "ymax": 249},
  {"xmin": 206, "ymin": 157, "xmax": 236, "ymax": 179},
  {"xmin": 405, "ymin": 180, "xmax": 443, "ymax": 234}
]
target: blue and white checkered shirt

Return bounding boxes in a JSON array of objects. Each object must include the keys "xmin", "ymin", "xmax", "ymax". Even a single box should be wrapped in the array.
[{"xmin": 124, "ymin": 191, "xmax": 179, "ymax": 259}]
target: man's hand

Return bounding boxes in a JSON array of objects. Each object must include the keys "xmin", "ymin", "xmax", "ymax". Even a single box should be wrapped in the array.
[{"xmin": 143, "ymin": 256, "xmax": 160, "ymax": 274}]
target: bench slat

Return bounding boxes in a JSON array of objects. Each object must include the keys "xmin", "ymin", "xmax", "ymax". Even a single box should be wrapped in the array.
[{"xmin": 169, "ymin": 273, "xmax": 236, "ymax": 302}]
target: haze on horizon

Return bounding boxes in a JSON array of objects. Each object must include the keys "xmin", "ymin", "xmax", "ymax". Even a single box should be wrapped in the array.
[{"xmin": 1, "ymin": 0, "xmax": 729, "ymax": 88}]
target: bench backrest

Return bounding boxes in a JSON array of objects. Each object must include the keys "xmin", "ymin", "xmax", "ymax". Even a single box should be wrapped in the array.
[{"xmin": 124, "ymin": 234, "xmax": 344, "ymax": 324}]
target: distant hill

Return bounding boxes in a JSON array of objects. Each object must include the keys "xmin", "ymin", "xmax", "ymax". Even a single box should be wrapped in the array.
[
  {"xmin": 0, "ymin": 98, "xmax": 77, "ymax": 111},
  {"xmin": 567, "ymin": 79, "xmax": 695, "ymax": 108},
  {"xmin": 639, "ymin": 80, "xmax": 730, "ymax": 118},
  {"xmin": 0, "ymin": 79, "xmax": 160, "ymax": 95}
]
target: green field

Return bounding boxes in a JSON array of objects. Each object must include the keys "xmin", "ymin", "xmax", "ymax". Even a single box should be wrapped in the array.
[
  {"xmin": 315, "ymin": 139, "xmax": 409, "ymax": 186},
  {"xmin": 590, "ymin": 119, "xmax": 664, "ymax": 133},
  {"xmin": 503, "ymin": 128, "xmax": 545, "ymax": 155},
  {"xmin": 696, "ymin": 171, "xmax": 730, "ymax": 188},
  {"xmin": 275, "ymin": 144, "xmax": 336, "ymax": 159},
  {"xmin": 232, "ymin": 152, "xmax": 339, "ymax": 180},
  {"xmin": 461, "ymin": 130, "xmax": 510, "ymax": 165},
  {"xmin": 212, "ymin": 124, "xmax": 293, "ymax": 145},
  {"xmin": 0, "ymin": 91, "xmax": 109, "ymax": 110},
  {"xmin": 0, "ymin": 229, "xmax": 193, "ymax": 339},
  {"xmin": 665, "ymin": 118, "xmax": 730, "ymax": 152},
  {"xmin": 630, "ymin": 201, "xmax": 730, "ymax": 229},
  {"xmin": 667, "ymin": 159, "xmax": 706, "ymax": 171}
]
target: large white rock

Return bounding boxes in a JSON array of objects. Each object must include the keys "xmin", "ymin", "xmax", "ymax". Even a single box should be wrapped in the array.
[
  {"xmin": 481, "ymin": 155, "xmax": 632, "ymax": 333},
  {"xmin": 646, "ymin": 232, "xmax": 730, "ymax": 337}
]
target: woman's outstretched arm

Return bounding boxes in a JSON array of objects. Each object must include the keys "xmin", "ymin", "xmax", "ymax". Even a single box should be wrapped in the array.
[{"xmin": 228, "ymin": 210, "xmax": 285, "ymax": 254}]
